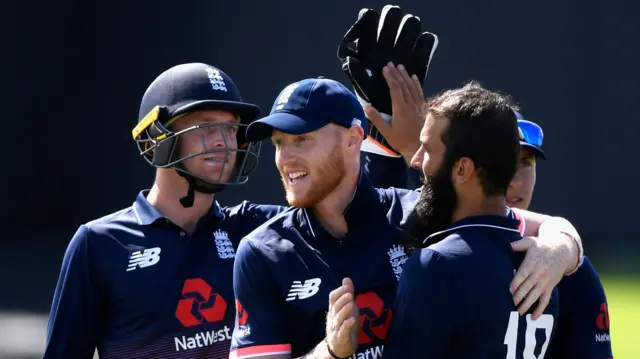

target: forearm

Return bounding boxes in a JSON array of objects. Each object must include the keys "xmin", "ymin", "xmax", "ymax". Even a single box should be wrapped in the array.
[
  {"xmin": 539, "ymin": 216, "xmax": 583, "ymax": 274},
  {"xmin": 518, "ymin": 209, "xmax": 583, "ymax": 274}
]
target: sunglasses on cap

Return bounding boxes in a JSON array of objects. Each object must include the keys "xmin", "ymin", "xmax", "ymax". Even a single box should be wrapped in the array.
[{"xmin": 518, "ymin": 119, "xmax": 544, "ymax": 148}]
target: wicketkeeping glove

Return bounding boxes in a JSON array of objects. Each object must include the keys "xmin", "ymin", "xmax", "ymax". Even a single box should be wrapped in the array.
[{"xmin": 337, "ymin": 5, "xmax": 438, "ymax": 157}]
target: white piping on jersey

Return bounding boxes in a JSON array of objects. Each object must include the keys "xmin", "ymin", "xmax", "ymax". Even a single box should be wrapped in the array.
[
  {"xmin": 302, "ymin": 209, "xmax": 316, "ymax": 237},
  {"xmin": 423, "ymin": 224, "xmax": 521, "ymax": 244},
  {"xmin": 132, "ymin": 202, "xmax": 142, "ymax": 225}
]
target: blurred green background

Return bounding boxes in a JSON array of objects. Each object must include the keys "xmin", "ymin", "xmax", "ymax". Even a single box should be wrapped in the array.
[{"xmin": 603, "ymin": 275, "xmax": 640, "ymax": 359}]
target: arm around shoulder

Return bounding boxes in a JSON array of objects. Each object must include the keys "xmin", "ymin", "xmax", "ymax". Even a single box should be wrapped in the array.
[{"xmin": 513, "ymin": 208, "xmax": 584, "ymax": 274}]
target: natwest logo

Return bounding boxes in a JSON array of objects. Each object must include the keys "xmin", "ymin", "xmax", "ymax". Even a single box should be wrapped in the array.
[
  {"xmin": 236, "ymin": 299, "xmax": 248, "ymax": 326},
  {"xmin": 356, "ymin": 292, "xmax": 392, "ymax": 344},
  {"xmin": 175, "ymin": 278, "xmax": 228, "ymax": 327},
  {"xmin": 596, "ymin": 302, "xmax": 610, "ymax": 330}
]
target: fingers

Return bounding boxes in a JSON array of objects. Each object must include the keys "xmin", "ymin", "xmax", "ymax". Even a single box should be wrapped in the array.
[
  {"xmin": 332, "ymin": 292, "xmax": 353, "ymax": 317},
  {"xmin": 329, "ymin": 285, "xmax": 348, "ymax": 307},
  {"xmin": 531, "ymin": 290, "xmax": 552, "ymax": 320},
  {"xmin": 342, "ymin": 277, "xmax": 354, "ymax": 292},
  {"xmin": 410, "ymin": 74, "xmax": 425, "ymax": 105},
  {"xmin": 513, "ymin": 265, "xmax": 545, "ymax": 305},
  {"xmin": 383, "ymin": 63, "xmax": 418, "ymax": 106},
  {"xmin": 510, "ymin": 256, "xmax": 535, "ymax": 294},
  {"xmin": 512, "ymin": 271, "xmax": 535, "ymax": 306},
  {"xmin": 335, "ymin": 315, "xmax": 357, "ymax": 344},
  {"xmin": 517, "ymin": 281, "xmax": 546, "ymax": 316},
  {"xmin": 333, "ymin": 294, "xmax": 355, "ymax": 326},
  {"xmin": 364, "ymin": 105, "xmax": 389, "ymax": 131},
  {"xmin": 511, "ymin": 237, "xmax": 534, "ymax": 252}
]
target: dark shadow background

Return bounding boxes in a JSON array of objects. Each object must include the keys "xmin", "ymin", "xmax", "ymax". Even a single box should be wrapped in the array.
[{"xmin": 1, "ymin": 0, "xmax": 638, "ymax": 317}]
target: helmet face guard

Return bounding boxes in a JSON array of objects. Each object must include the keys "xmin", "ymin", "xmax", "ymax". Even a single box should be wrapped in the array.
[{"xmin": 132, "ymin": 105, "xmax": 262, "ymax": 188}]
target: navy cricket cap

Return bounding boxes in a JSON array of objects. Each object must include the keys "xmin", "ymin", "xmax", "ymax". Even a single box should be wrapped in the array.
[
  {"xmin": 245, "ymin": 77, "xmax": 368, "ymax": 142},
  {"xmin": 137, "ymin": 63, "xmax": 261, "ymax": 125}
]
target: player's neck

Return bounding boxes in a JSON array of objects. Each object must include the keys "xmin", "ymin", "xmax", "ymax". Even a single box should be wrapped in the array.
[
  {"xmin": 312, "ymin": 165, "xmax": 360, "ymax": 239},
  {"xmin": 147, "ymin": 171, "xmax": 215, "ymax": 234},
  {"xmin": 450, "ymin": 195, "xmax": 507, "ymax": 224}
]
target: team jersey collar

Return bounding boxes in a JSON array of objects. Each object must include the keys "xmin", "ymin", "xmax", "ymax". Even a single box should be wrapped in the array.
[
  {"xmin": 423, "ymin": 212, "xmax": 521, "ymax": 246},
  {"xmin": 299, "ymin": 167, "xmax": 378, "ymax": 239},
  {"xmin": 132, "ymin": 190, "xmax": 224, "ymax": 226}
]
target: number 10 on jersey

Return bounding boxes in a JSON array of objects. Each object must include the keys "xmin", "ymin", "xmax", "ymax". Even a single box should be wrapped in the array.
[{"xmin": 504, "ymin": 311, "xmax": 554, "ymax": 359}]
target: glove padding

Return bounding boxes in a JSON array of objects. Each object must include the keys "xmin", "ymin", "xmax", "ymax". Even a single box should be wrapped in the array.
[{"xmin": 337, "ymin": 5, "xmax": 438, "ymax": 157}]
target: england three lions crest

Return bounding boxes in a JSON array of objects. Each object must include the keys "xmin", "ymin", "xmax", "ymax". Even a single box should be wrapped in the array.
[
  {"xmin": 214, "ymin": 230, "xmax": 235, "ymax": 259},
  {"xmin": 388, "ymin": 244, "xmax": 408, "ymax": 281}
]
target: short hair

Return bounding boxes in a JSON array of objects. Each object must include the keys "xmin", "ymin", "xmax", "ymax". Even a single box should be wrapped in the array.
[{"xmin": 426, "ymin": 81, "xmax": 520, "ymax": 197}]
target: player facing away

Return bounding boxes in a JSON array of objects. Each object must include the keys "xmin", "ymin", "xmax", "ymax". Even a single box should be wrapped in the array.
[
  {"xmin": 508, "ymin": 114, "xmax": 613, "ymax": 359},
  {"xmin": 382, "ymin": 82, "xmax": 561, "ymax": 359},
  {"xmin": 229, "ymin": 75, "xmax": 584, "ymax": 359}
]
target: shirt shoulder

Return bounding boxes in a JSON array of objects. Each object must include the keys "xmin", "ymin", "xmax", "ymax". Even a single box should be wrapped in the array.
[
  {"xmin": 374, "ymin": 187, "xmax": 419, "ymax": 228},
  {"xmin": 241, "ymin": 207, "xmax": 300, "ymax": 254},
  {"xmin": 222, "ymin": 200, "xmax": 287, "ymax": 221}
]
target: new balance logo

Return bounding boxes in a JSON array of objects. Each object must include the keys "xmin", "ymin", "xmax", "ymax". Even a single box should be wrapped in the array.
[
  {"xmin": 127, "ymin": 247, "xmax": 161, "ymax": 271},
  {"xmin": 286, "ymin": 278, "xmax": 321, "ymax": 301}
]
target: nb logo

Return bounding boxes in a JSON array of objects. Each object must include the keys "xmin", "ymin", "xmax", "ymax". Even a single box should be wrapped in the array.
[
  {"xmin": 126, "ymin": 247, "xmax": 161, "ymax": 271},
  {"xmin": 286, "ymin": 278, "xmax": 322, "ymax": 301}
]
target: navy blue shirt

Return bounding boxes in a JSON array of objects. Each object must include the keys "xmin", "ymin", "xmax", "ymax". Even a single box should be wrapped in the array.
[
  {"xmin": 547, "ymin": 256, "xmax": 613, "ymax": 359},
  {"xmin": 44, "ymin": 153, "xmax": 408, "ymax": 359},
  {"xmin": 383, "ymin": 214, "xmax": 560, "ymax": 359},
  {"xmin": 230, "ymin": 174, "xmax": 418, "ymax": 358},
  {"xmin": 44, "ymin": 191, "xmax": 285, "ymax": 359}
]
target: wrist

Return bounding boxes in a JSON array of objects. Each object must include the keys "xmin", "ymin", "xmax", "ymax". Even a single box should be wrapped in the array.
[
  {"xmin": 324, "ymin": 338, "xmax": 349, "ymax": 359},
  {"xmin": 539, "ymin": 217, "xmax": 584, "ymax": 275}
]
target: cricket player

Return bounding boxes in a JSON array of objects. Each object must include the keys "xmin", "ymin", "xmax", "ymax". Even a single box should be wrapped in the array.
[
  {"xmin": 382, "ymin": 82, "xmax": 562, "ymax": 358},
  {"xmin": 229, "ymin": 74, "xmax": 584, "ymax": 359},
  {"xmin": 508, "ymin": 115, "xmax": 613, "ymax": 359},
  {"xmin": 42, "ymin": 63, "xmax": 409, "ymax": 359}
]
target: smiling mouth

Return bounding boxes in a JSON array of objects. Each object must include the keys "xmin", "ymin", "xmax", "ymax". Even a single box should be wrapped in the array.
[
  {"xmin": 507, "ymin": 197, "xmax": 522, "ymax": 205},
  {"xmin": 203, "ymin": 156, "xmax": 226, "ymax": 166},
  {"xmin": 287, "ymin": 171, "xmax": 308, "ymax": 183}
]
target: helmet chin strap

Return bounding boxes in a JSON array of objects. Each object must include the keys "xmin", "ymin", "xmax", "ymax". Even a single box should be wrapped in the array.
[{"xmin": 175, "ymin": 167, "xmax": 226, "ymax": 208}]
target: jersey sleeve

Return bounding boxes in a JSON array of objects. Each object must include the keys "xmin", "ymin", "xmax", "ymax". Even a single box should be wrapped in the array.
[
  {"xmin": 383, "ymin": 248, "xmax": 462, "ymax": 359},
  {"xmin": 547, "ymin": 256, "xmax": 613, "ymax": 359},
  {"xmin": 230, "ymin": 238, "xmax": 292, "ymax": 359},
  {"xmin": 43, "ymin": 225, "xmax": 104, "ymax": 359}
]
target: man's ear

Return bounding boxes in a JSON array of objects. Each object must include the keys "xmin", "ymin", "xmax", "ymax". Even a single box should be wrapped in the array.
[
  {"xmin": 347, "ymin": 125, "xmax": 365, "ymax": 149},
  {"xmin": 451, "ymin": 157, "xmax": 476, "ymax": 184}
]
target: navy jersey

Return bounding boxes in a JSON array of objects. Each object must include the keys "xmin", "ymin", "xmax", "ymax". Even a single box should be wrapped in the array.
[
  {"xmin": 44, "ymin": 191, "xmax": 285, "ymax": 359},
  {"xmin": 230, "ymin": 174, "xmax": 418, "ymax": 358},
  {"xmin": 383, "ymin": 214, "xmax": 560, "ymax": 359},
  {"xmin": 547, "ymin": 256, "xmax": 613, "ymax": 359}
]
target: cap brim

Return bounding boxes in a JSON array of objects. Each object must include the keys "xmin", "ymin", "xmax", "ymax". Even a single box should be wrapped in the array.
[
  {"xmin": 521, "ymin": 143, "xmax": 546, "ymax": 160},
  {"xmin": 171, "ymin": 100, "xmax": 262, "ymax": 124},
  {"xmin": 246, "ymin": 112, "xmax": 328, "ymax": 142}
]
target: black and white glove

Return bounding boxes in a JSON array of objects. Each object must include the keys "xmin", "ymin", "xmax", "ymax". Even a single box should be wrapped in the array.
[{"xmin": 337, "ymin": 5, "xmax": 438, "ymax": 157}]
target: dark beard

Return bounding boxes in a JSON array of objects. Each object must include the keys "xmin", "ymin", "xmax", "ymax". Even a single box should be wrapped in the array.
[{"xmin": 403, "ymin": 160, "xmax": 458, "ymax": 252}]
